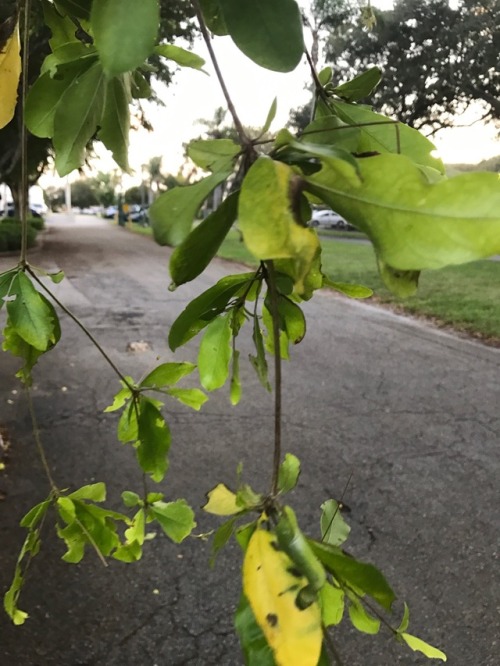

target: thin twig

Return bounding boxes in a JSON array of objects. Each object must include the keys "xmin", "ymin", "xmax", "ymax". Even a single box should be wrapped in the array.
[
  {"xmin": 26, "ymin": 385, "xmax": 58, "ymax": 494},
  {"xmin": 27, "ymin": 268, "xmax": 134, "ymax": 391},
  {"xmin": 192, "ymin": 0, "xmax": 250, "ymax": 147},
  {"xmin": 323, "ymin": 627, "xmax": 346, "ymax": 666},
  {"xmin": 20, "ymin": 0, "xmax": 31, "ymax": 265},
  {"xmin": 321, "ymin": 471, "xmax": 353, "ymax": 543},
  {"xmin": 264, "ymin": 261, "xmax": 282, "ymax": 495}
]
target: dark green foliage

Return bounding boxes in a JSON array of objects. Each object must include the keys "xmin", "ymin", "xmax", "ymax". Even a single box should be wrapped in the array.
[{"xmin": 0, "ymin": 221, "xmax": 37, "ymax": 252}]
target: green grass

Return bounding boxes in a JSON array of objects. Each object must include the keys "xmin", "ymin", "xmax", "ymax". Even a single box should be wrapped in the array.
[{"xmin": 126, "ymin": 225, "xmax": 500, "ymax": 341}]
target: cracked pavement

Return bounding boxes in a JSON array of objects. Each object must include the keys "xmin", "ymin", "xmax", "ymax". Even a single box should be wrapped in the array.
[{"xmin": 0, "ymin": 214, "xmax": 499, "ymax": 665}]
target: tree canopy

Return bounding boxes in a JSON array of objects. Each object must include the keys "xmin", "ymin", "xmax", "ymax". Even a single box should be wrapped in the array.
[{"xmin": 323, "ymin": 0, "xmax": 500, "ymax": 134}]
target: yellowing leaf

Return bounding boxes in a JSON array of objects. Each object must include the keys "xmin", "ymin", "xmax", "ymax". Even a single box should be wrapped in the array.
[
  {"xmin": 239, "ymin": 158, "xmax": 321, "ymax": 295},
  {"xmin": 0, "ymin": 20, "xmax": 21, "ymax": 129},
  {"xmin": 203, "ymin": 483, "xmax": 242, "ymax": 516},
  {"xmin": 243, "ymin": 515, "xmax": 322, "ymax": 666}
]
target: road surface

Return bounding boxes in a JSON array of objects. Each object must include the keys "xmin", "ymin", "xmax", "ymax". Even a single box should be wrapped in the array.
[{"xmin": 0, "ymin": 214, "xmax": 499, "ymax": 665}]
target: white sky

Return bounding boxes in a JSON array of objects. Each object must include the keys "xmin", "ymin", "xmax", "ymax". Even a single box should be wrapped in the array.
[{"xmin": 42, "ymin": 0, "xmax": 498, "ymax": 188}]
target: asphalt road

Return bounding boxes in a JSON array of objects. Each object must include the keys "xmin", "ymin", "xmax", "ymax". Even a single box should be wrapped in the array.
[{"xmin": 1, "ymin": 215, "xmax": 499, "ymax": 666}]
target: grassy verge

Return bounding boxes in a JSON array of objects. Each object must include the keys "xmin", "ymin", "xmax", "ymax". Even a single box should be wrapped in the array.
[{"xmin": 126, "ymin": 225, "xmax": 500, "ymax": 341}]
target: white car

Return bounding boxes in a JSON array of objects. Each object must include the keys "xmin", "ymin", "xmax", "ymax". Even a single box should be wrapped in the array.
[{"xmin": 309, "ymin": 209, "xmax": 346, "ymax": 229}]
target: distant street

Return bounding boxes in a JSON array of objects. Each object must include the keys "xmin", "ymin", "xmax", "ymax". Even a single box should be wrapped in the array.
[{"xmin": 1, "ymin": 214, "xmax": 499, "ymax": 665}]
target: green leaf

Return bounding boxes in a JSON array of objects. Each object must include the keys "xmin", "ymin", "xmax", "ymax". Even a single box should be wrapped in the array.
[
  {"xmin": 275, "ymin": 128, "xmax": 360, "ymax": 174},
  {"xmin": 396, "ymin": 602, "xmax": 410, "ymax": 634},
  {"xmin": 260, "ymin": 97, "xmax": 277, "ymax": 136},
  {"xmin": 318, "ymin": 67, "xmax": 332, "ymax": 86},
  {"xmin": 122, "ymin": 491, "xmax": 141, "ymax": 508},
  {"xmin": 306, "ymin": 154, "xmax": 500, "ymax": 274},
  {"xmin": 261, "ymin": 305, "xmax": 289, "ymax": 361},
  {"xmin": 230, "ymin": 348, "xmax": 242, "ymax": 406},
  {"xmin": 40, "ymin": 42, "xmax": 97, "ymax": 77},
  {"xmin": 131, "ymin": 71, "xmax": 151, "ymax": 99},
  {"xmin": 26, "ymin": 58, "xmax": 96, "ymax": 139},
  {"xmin": 249, "ymin": 314, "xmax": 271, "ymax": 391},
  {"xmin": 20, "ymin": 500, "xmax": 51, "ymax": 529},
  {"xmin": 310, "ymin": 540, "xmax": 396, "ymax": 611},
  {"xmin": 198, "ymin": 312, "xmax": 233, "ymax": 391},
  {"xmin": 56, "ymin": 521, "xmax": 86, "ymax": 563},
  {"xmin": 400, "ymin": 633, "xmax": 447, "ymax": 661},
  {"xmin": 113, "ymin": 509, "xmax": 146, "ymax": 562},
  {"xmin": 331, "ymin": 100, "xmax": 444, "ymax": 173},
  {"xmin": 117, "ymin": 400, "xmax": 138, "ymax": 442},
  {"xmin": 168, "ymin": 273, "xmax": 255, "ymax": 350},
  {"xmin": 319, "ymin": 582, "xmax": 344, "ymax": 627},
  {"xmin": 149, "ymin": 499, "xmax": 196, "ymax": 543},
  {"xmin": 0, "ymin": 269, "xmax": 17, "ymax": 309},
  {"xmin": 277, "ymin": 453, "xmax": 300, "ymax": 494},
  {"xmin": 53, "ymin": 61, "xmax": 105, "ymax": 176},
  {"xmin": 104, "ymin": 386, "xmax": 133, "ymax": 412},
  {"xmin": 320, "ymin": 500, "xmax": 350, "ymax": 547},
  {"xmin": 57, "ymin": 497, "xmax": 76, "ymax": 524},
  {"xmin": 219, "ymin": 0, "xmax": 304, "ymax": 72},
  {"xmin": 136, "ymin": 401, "xmax": 171, "ymax": 482},
  {"xmin": 235, "ymin": 593, "xmax": 277, "ymax": 666},
  {"xmin": 332, "ymin": 67, "xmax": 382, "ymax": 102},
  {"xmin": 199, "ymin": 0, "xmax": 228, "ymax": 35},
  {"xmin": 4, "ymin": 529, "xmax": 42, "ymax": 625},
  {"xmin": 155, "ymin": 44, "xmax": 206, "ymax": 72},
  {"xmin": 169, "ymin": 191, "xmax": 239, "ymax": 287},
  {"xmin": 323, "ymin": 278, "xmax": 373, "ymax": 299},
  {"xmin": 276, "ymin": 295, "xmax": 306, "ymax": 344},
  {"xmin": 99, "ymin": 75, "xmax": 131, "ymax": 171},
  {"xmin": 6, "ymin": 273, "xmax": 56, "ymax": 351},
  {"xmin": 301, "ymin": 114, "xmax": 361, "ymax": 153},
  {"xmin": 91, "ymin": 0, "xmax": 159, "ymax": 76},
  {"xmin": 377, "ymin": 259, "xmax": 420, "ymax": 298},
  {"xmin": 165, "ymin": 387, "xmax": 208, "ymax": 411},
  {"xmin": 2, "ymin": 323, "xmax": 44, "ymax": 386},
  {"xmin": 47, "ymin": 270, "xmax": 65, "ymax": 284},
  {"xmin": 140, "ymin": 362, "xmax": 196, "ymax": 389},
  {"xmin": 188, "ymin": 139, "xmax": 240, "ymax": 172},
  {"xmin": 68, "ymin": 482, "xmax": 106, "ymax": 502},
  {"xmin": 54, "ymin": 0, "xmax": 92, "ymax": 20},
  {"xmin": 203, "ymin": 483, "xmax": 242, "ymax": 516},
  {"xmin": 150, "ymin": 171, "xmax": 231, "ymax": 246},
  {"xmin": 210, "ymin": 516, "xmax": 237, "ymax": 566},
  {"xmin": 239, "ymin": 157, "xmax": 320, "ymax": 294},
  {"xmin": 347, "ymin": 592, "xmax": 380, "ymax": 634},
  {"xmin": 42, "ymin": 0, "xmax": 78, "ymax": 50}
]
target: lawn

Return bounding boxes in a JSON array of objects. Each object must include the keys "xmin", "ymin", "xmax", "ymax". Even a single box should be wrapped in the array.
[{"xmin": 127, "ymin": 224, "xmax": 500, "ymax": 341}]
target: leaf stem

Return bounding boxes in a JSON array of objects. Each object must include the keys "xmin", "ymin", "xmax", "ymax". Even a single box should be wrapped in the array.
[
  {"xmin": 192, "ymin": 0, "xmax": 250, "ymax": 148},
  {"xmin": 26, "ymin": 385, "xmax": 58, "ymax": 495},
  {"xmin": 27, "ymin": 268, "xmax": 134, "ymax": 391},
  {"xmin": 264, "ymin": 261, "xmax": 282, "ymax": 495},
  {"xmin": 20, "ymin": 0, "xmax": 31, "ymax": 265}
]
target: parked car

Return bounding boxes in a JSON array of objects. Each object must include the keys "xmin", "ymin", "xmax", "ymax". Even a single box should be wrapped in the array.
[
  {"xmin": 128, "ymin": 205, "xmax": 149, "ymax": 226},
  {"xmin": 0, "ymin": 202, "xmax": 43, "ymax": 218},
  {"xmin": 103, "ymin": 205, "xmax": 118, "ymax": 219},
  {"xmin": 309, "ymin": 209, "xmax": 346, "ymax": 229}
]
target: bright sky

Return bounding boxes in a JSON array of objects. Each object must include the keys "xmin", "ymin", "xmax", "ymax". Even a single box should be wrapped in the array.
[{"xmin": 42, "ymin": 0, "xmax": 498, "ymax": 189}]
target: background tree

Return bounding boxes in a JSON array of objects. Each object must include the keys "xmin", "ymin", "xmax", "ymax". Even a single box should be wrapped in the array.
[
  {"xmin": 88, "ymin": 171, "xmax": 119, "ymax": 207},
  {"xmin": 324, "ymin": 0, "xmax": 500, "ymax": 134},
  {"xmin": 69, "ymin": 180, "xmax": 99, "ymax": 209}
]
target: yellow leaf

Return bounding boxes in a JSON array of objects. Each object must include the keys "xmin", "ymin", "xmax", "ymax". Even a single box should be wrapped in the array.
[
  {"xmin": 0, "ymin": 20, "xmax": 21, "ymax": 129},
  {"xmin": 203, "ymin": 483, "xmax": 242, "ymax": 516},
  {"xmin": 243, "ymin": 515, "xmax": 322, "ymax": 666}
]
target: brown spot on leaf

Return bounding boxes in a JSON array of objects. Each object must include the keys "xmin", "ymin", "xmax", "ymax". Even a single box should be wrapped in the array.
[{"xmin": 266, "ymin": 613, "xmax": 278, "ymax": 627}]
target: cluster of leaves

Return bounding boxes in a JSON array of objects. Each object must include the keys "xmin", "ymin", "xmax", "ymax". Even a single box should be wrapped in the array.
[
  {"xmin": 4, "ymin": 481, "xmax": 195, "ymax": 625},
  {"xmin": 203, "ymin": 455, "xmax": 446, "ymax": 663}
]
